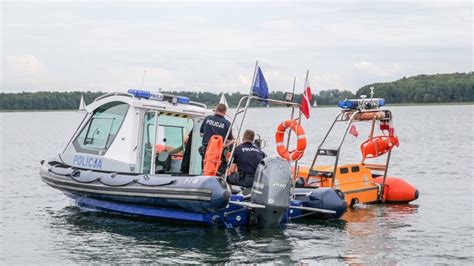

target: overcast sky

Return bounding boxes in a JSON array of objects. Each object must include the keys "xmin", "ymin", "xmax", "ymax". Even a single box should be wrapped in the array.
[{"xmin": 1, "ymin": 0, "xmax": 472, "ymax": 94}]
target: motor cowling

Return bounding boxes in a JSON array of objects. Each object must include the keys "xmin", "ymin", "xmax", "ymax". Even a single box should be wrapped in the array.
[{"xmin": 251, "ymin": 157, "xmax": 292, "ymax": 227}]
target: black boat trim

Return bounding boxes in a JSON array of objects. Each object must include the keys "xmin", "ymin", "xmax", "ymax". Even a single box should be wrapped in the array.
[{"xmin": 41, "ymin": 173, "xmax": 213, "ymax": 201}]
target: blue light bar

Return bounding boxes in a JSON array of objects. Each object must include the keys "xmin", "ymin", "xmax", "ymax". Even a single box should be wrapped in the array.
[
  {"xmin": 128, "ymin": 89, "xmax": 149, "ymax": 98},
  {"xmin": 127, "ymin": 89, "xmax": 164, "ymax": 100},
  {"xmin": 177, "ymin": 96, "xmax": 190, "ymax": 104},
  {"xmin": 338, "ymin": 98, "xmax": 385, "ymax": 110},
  {"xmin": 128, "ymin": 89, "xmax": 191, "ymax": 105},
  {"xmin": 338, "ymin": 100, "xmax": 356, "ymax": 109},
  {"xmin": 379, "ymin": 98, "xmax": 385, "ymax": 107}
]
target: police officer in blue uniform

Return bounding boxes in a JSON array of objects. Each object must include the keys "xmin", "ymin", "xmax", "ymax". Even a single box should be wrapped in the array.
[
  {"xmin": 199, "ymin": 103, "xmax": 234, "ymax": 156},
  {"xmin": 228, "ymin": 129, "xmax": 266, "ymax": 187}
]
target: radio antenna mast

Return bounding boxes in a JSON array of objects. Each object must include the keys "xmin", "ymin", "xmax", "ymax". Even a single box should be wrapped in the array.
[{"xmin": 140, "ymin": 69, "xmax": 147, "ymax": 90}]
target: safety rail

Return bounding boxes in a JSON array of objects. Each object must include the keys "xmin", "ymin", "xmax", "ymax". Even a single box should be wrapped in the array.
[
  {"xmin": 189, "ymin": 101, "xmax": 207, "ymax": 110},
  {"xmin": 93, "ymin": 92, "xmax": 132, "ymax": 102},
  {"xmin": 223, "ymin": 95, "xmax": 301, "ymax": 178},
  {"xmin": 223, "ymin": 88, "xmax": 301, "ymax": 183},
  {"xmin": 308, "ymin": 107, "xmax": 393, "ymax": 201}
]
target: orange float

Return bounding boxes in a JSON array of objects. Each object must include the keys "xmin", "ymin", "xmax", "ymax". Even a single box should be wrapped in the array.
[
  {"xmin": 373, "ymin": 176, "xmax": 419, "ymax": 202},
  {"xmin": 361, "ymin": 136, "xmax": 399, "ymax": 160},
  {"xmin": 275, "ymin": 120, "xmax": 307, "ymax": 161},
  {"xmin": 203, "ymin": 135, "xmax": 223, "ymax": 176}
]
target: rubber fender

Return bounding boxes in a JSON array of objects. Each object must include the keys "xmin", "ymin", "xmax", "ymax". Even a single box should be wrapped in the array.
[
  {"xmin": 373, "ymin": 176, "xmax": 418, "ymax": 202},
  {"xmin": 99, "ymin": 173, "xmax": 135, "ymax": 187}
]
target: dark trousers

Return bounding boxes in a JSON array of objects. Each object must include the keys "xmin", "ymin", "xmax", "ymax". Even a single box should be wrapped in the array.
[{"xmin": 227, "ymin": 172, "xmax": 254, "ymax": 188}]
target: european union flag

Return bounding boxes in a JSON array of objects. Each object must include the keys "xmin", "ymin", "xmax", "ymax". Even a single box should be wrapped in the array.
[{"xmin": 252, "ymin": 67, "xmax": 269, "ymax": 102}]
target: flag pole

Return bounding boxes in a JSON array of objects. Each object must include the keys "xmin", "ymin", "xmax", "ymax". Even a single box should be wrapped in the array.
[
  {"xmin": 291, "ymin": 70, "xmax": 308, "ymax": 198},
  {"xmin": 304, "ymin": 70, "xmax": 309, "ymax": 92},
  {"xmin": 224, "ymin": 60, "xmax": 258, "ymax": 181},
  {"xmin": 249, "ymin": 60, "xmax": 259, "ymax": 95},
  {"xmin": 286, "ymin": 76, "xmax": 297, "ymax": 149},
  {"xmin": 300, "ymin": 69, "xmax": 309, "ymax": 126}
]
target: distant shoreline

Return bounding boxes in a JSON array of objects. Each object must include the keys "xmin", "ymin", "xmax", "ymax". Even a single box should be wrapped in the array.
[{"xmin": 1, "ymin": 102, "xmax": 472, "ymax": 113}]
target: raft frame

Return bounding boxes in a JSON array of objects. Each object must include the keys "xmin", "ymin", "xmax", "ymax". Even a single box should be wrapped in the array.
[{"xmin": 307, "ymin": 108, "xmax": 394, "ymax": 202}]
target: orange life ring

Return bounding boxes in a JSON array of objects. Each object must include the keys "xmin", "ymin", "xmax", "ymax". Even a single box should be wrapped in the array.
[{"xmin": 275, "ymin": 120, "xmax": 307, "ymax": 161}]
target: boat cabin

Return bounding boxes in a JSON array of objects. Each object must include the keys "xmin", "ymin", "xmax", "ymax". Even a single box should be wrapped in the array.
[{"xmin": 60, "ymin": 90, "xmax": 212, "ymax": 176}]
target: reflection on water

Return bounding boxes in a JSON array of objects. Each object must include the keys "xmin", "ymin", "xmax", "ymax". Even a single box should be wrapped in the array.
[
  {"xmin": 51, "ymin": 206, "xmax": 236, "ymax": 263},
  {"xmin": 49, "ymin": 206, "xmax": 297, "ymax": 263},
  {"xmin": 43, "ymin": 204, "xmax": 421, "ymax": 264},
  {"xmin": 342, "ymin": 204, "xmax": 419, "ymax": 264},
  {"xmin": 1, "ymin": 105, "xmax": 473, "ymax": 263}
]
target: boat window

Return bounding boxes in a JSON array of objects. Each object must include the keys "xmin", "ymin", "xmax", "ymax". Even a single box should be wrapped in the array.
[
  {"xmin": 73, "ymin": 101, "xmax": 129, "ymax": 155},
  {"xmin": 340, "ymin": 167, "xmax": 349, "ymax": 174},
  {"xmin": 154, "ymin": 114, "xmax": 194, "ymax": 174}
]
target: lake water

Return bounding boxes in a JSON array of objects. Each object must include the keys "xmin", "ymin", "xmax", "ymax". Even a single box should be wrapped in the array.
[{"xmin": 1, "ymin": 105, "xmax": 473, "ymax": 264}]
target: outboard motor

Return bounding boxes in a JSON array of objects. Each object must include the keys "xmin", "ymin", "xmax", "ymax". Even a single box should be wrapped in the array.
[{"xmin": 251, "ymin": 157, "xmax": 292, "ymax": 227}]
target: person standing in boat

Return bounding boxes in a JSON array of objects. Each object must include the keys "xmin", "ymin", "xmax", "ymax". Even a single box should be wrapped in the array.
[
  {"xmin": 227, "ymin": 129, "xmax": 266, "ymax": 187},
  {"xmin": 199, "ymin": 103, "xmax": 234, "ymax": 156}
]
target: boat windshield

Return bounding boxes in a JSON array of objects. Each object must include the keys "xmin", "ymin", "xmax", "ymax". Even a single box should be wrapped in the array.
[{"xmin": 73, "ymin": 101, "xmax": 129, "ymax": 155}]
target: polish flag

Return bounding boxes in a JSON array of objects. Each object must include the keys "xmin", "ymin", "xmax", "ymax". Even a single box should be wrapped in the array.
[{"xmin": 300, "ymin": 72, "xmax": 312, "ymax": 119}]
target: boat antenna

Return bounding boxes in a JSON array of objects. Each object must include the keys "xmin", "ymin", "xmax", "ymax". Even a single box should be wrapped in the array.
[
  {"xmin": 140, "ymin": 69, "xmax": 147, "ymax": 90},
  {"xmin": 370, "ymin": 86, "xmax": 374, "ymax": 99}
]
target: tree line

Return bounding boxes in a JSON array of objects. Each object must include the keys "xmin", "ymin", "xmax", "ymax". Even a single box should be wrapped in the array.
[
  {"xmin": 0, "ymin": 91, "xmax": 104, "ymax": 110},
  {"xmin": 357, "ymin": 72, "xmax": 473, "ymax": 103},
  {"xmin": 1, "ymin": 72, "xmax": 472, "ymax": 110}
]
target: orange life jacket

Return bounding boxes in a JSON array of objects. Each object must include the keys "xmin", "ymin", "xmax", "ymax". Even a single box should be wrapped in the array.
[{"xmin": 203, "ymin": 135, "xmax": 223, "ymax": 176}]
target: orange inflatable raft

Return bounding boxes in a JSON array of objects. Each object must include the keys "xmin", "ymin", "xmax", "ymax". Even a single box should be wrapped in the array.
[{"xmin": 292, "ymin": 98, "xmax": 419, "ymax": 206}]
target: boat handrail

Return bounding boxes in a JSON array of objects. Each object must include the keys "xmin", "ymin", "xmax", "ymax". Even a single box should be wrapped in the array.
[
  {"xmin": 93, "ymin": 92, "xmax": 207, "ymax": 111},
  {"xmin": 223, "ymin": 94, "xmax": 301, "ymax": 181},
  {"xmin": 93, "ymin": 92, "xmax": 132, "ymax": 102},
  {"xmin": 189, "ymin": 101, "xmax": 207, "ymax": 109}
]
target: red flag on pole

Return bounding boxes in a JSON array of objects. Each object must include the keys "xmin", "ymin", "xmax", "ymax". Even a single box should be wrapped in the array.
[
  {"xmin": 349, "ymin": 124, "xmax": 359, "ymax": 137},
  {"xmin": 300, "ymin": 70, "xmax": 312, "ymax": 119}
]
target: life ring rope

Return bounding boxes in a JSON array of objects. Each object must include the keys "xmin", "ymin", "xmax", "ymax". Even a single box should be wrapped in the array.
[{"xmin": 275, "ymin": 119, "xmax": 307, "ymax": 161}]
